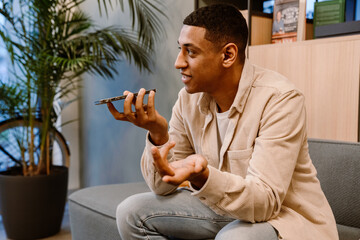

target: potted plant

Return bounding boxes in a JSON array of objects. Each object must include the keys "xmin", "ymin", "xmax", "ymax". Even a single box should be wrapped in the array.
[{"xmin": 0, "ymin": 0, "xmax": 165, "ymax": 239}]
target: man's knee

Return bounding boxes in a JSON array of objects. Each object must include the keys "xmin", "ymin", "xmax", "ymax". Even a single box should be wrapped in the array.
[
  {"xmin": 215, "ymin": 220, "xmax": 278, "ymax": 240},
  {"xmin": 116, "ymin": 192, "xmax": 150, "ymax": 231}
]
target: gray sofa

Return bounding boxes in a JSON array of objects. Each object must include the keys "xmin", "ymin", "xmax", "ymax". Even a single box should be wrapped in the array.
[{"xmin": 69, "ymin": 139, "xmax": 360, "ymax": 239}]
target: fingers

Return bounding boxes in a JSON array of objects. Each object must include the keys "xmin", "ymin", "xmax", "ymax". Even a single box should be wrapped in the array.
[
  {"xmin": 151, "ymin": 141, "xmax": 176, "ymax": 177},
  {"xmin": 162, "ymin": 154, "xmax": 208, "ymax": 186},
  {"xmin": 189, "ymin": 154, "xmax": 207, "ymax": 173},
  {"xmin": 108, "ymin": 89, "xmax": 161, "ymax": 136},
  {"xmin": 107, "ymin": 102, "xmax": 128, "ymax": 121},
  {"xmin": 151, "ymin": 147, "xmax": 162, "ymax": 165},
  {"xmin": 152, "ymin": 141, "xmax": 175, "ymax": 164},
  {"xmin": 159, "ymin": 141, "xmax": 175, "ymax": 157},
  {"xmin": 152, "ymin": 148, "xmax": 175, "ymax": 177},
  {"xmin": 162, "ymin": 169, "xmax": 189, "ymax": 185},
  {"xmin": 194, "ymin": 158, "xmax": 205, "ymax": 173},
  {"xmin": 122, "ymin": 88, "xmax": 152, "ymax": 123},
  {"xmin": 135, "ymin": 88, "xmax": 146, "ymax": 118},
  {"xmin": 147, "ymin": 90, "xmax": 156, "ymax": 120},
  {"xmin": 106, "ymin": 90, "xmax": 137, "ymax": 122},
  {"xmin": 123, "ymin": 92, "xmax": 136, "ymax": 122}
]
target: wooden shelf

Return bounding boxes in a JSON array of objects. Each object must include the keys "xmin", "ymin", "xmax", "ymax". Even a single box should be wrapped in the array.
[
  {"xmin": 315, "ymin": 20, "xmax": 360, "ymax": 38},
  {"xmin": 241, "ymin": 10, "xmax": 314, "ymax": 46}
]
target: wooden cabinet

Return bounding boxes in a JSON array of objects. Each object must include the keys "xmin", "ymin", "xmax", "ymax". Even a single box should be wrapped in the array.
[{"xmin": 248, "ymin": 35, "xmax": 360, "ymax": 142}]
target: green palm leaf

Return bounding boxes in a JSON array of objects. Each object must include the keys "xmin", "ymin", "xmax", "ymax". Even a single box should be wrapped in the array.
[
  {"xmin": 0, "ymin": 0, "xmax": 166, "ymax": 175},
  {"xmin": 98, "ymin": 0, "xmax": 166, "ymax": 48}
]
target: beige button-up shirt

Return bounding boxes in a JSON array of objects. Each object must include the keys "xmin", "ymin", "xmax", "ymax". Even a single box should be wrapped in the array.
[{"xmin": 141, "ymin": 60, "xmax": 338, "ymax": 240}]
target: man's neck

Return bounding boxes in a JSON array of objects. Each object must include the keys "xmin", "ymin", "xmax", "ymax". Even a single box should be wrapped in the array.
[{"xmin": 212, "ymin": 63, "xmax": 244, "ymax": 113}]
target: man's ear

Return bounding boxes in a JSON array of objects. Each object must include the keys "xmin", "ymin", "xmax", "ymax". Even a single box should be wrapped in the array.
[{"xmin": 222, "ymin": 43, "xmax": 238, "ymax": 68}]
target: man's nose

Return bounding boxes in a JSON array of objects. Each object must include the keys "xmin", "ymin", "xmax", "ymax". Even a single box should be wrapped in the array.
[{"xmin": 174, "ymin": 51, "xmax": 187, "ymax": 69}]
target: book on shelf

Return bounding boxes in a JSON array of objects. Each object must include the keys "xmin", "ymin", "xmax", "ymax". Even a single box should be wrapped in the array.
[
  {"xmin": 314, "ymin": 0, "xmax": 345, "ymax": 27},
  {"xmin": 271, "ymin": 0, "xmax": 306, "ymax": 44}
]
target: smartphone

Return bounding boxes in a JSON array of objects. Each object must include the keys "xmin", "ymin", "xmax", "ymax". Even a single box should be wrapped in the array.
[{"xmin": 94, "ymin": 89, "xmax": 156, "ymax": 105}]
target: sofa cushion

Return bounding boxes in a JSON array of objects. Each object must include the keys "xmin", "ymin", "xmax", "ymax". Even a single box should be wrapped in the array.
[
  {"xmin": 308, "ymin": 139, "xmax": 360, "ymax": 229},
  {"xmin": 69, "ymin": 182, "xmax": 150, "ymax": 240},
  {"xmin": 337, "ymin": 224, "xmax": 360, "ymax": 240},
  {"xmin": 69, "ymin": 182, "xmax": 150, "ymax": 218}
]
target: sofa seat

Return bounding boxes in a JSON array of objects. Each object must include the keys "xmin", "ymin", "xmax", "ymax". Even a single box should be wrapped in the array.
[{"xmin": 69, "ymin": 182, "xmax": 150, "ymax": 240}]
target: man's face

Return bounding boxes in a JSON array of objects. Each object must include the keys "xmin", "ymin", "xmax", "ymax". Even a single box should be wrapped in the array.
[{"xmin": 174, "ymin": 25, "xmax": 224, "ymax": 94}]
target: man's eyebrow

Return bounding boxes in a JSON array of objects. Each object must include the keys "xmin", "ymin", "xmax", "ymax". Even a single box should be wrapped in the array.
[{"xmin": 177, "ymin": 41, "xmax": 201, "ymax": 50}]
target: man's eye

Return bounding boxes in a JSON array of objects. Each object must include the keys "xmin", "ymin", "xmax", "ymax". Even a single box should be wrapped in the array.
[
  {"xmin": 178, "ymin": 46, "xmax": 195, "ymax": 56},
  {"xmin": 186, "ymin": 49, "xmax": 194, "ymax": 55}
]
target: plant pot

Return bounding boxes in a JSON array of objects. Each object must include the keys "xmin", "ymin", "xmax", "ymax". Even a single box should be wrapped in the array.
[{"xmin": 0, "ymin": 166, "xmax": 68, "ymax": 240}]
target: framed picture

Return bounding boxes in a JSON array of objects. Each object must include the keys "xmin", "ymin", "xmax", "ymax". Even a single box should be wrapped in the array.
[{"xmin": 271, "ymin": 0, "xmax": 306, "ymax": 44}]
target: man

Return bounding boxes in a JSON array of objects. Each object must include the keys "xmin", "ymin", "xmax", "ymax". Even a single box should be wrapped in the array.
[
  {"xmin": 107, "ymin": 4, "xmax": 338, "ymax": 240},
  {"xmin": 272, "ymin": 10, "xmax": 285, "ymax": 34}
]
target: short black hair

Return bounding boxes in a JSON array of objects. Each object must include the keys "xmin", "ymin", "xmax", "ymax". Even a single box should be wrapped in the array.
[{"xmin": 183, "ymin": 4, "xmax": 248, "ymax": 59}]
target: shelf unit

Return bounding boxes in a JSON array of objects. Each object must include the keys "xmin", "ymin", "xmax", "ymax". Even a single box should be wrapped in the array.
[{"xmin": 241, "ymin": 10, "xmax": 314, "ymax": 46}]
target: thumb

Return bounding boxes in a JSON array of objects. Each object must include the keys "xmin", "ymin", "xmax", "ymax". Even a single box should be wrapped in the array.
[
  {"xmin": 151, "ymin": 146, "xmax": 161, "ymax": 161},
  {"xmin": 151, "ymin": 145, "xmax": 175, "ymax": 176},
  {"xmin": 159, "ymin": 141, "xmax": 176, "ymax": 157}
]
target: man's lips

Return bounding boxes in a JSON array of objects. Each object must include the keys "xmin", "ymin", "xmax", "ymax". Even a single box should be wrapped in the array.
[{"xmin": 181, "ymin": 73, "xmax": 191, "ymax": 83}]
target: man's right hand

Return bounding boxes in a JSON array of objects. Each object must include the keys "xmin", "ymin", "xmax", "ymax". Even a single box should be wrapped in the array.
[{"xmin": 107, "ymin": 88, "xmax": 169, "ymax": 145}]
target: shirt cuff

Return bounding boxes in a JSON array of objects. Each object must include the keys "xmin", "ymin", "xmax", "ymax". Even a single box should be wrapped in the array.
[
  {"xmin": 145, "ymin": 132, "xmax": 172, "ymax": 161},
  {"xmin": 191, "ymin": 165, "xmax": 228, "ymax": 204},
  {"xmin": 146, "ymin": 131, "xmax": 167, "ymax": 148}
]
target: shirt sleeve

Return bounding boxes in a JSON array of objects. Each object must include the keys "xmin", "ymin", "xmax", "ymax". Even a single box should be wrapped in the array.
[
  {"xmin": 140, "ymin": 132, "xmax": 178, "ymax": 195},
  {"xmin": 141, "ymin": 90, "xmax": 195, "ymax": 195}
]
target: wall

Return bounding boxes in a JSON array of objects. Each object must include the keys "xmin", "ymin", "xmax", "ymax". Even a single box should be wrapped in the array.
[
  {"xmin": 77, "ymin": 0, "xmax": 194, "ymax": 187},
  {"xmin": 61, "ymin": 87, "xmax": 81, "ymax": 190},
  {"xmin": 249, "ymin": 35, "xmax": 360, "ymax": 142}
]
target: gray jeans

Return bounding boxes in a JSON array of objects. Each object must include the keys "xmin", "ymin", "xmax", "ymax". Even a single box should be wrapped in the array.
[{"xmin": 116, "ymin": 189, "xmax": 278, "ymax": 240}]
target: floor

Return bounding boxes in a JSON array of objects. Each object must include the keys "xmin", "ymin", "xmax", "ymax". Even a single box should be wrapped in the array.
[{"xmin": 0, "ymin": 203, "xmax": 72, "ymax": 240}]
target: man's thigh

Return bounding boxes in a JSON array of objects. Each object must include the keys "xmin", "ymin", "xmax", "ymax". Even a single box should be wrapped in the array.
[
  {"xmin": 116, "ymin": 188, "xmax": 234, "ymax": 239},
  {"xmin": 215, "ymin": 220, "xmax": 278, "ymax": 240}
]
